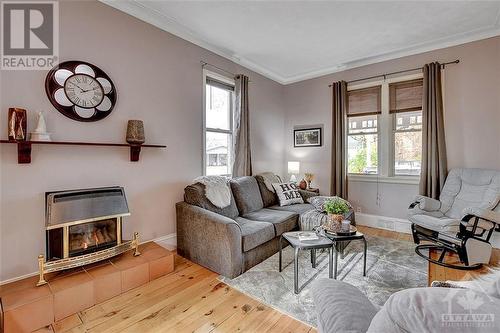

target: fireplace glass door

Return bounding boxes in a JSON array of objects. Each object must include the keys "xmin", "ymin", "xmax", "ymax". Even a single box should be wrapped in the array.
[{"xmin": 69, "ymin": 218, "xmax": 118, "ymax": 257}]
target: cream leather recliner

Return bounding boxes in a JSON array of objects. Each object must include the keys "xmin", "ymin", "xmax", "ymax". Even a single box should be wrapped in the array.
[{"xmin": 409, "ymin": 168, "xmax": 500, "ymax": 269}]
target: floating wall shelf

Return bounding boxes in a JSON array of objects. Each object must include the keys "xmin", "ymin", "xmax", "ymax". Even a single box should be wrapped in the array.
[{"xmin": 0, "ymin": 140, "xmax": 166, "ymax": 164}]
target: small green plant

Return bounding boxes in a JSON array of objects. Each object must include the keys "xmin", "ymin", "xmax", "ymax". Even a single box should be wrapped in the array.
[{"xmin": 324, "ymin": 198, "xmax": 350, "ymax": 215}]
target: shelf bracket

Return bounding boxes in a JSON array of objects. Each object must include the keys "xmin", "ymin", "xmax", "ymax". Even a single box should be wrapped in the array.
[
  {"xmin": 130, "ymin": 145, "xmax": 141, "ymax": 162},
  {"xmin": 17, "ymin": 141, "xmax": 32, "ymax": 164}
]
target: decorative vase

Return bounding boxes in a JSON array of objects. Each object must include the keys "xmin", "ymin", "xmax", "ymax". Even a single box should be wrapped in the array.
[
  {"xmin": 326, "ymin": 213, "xmax": 344, "ymax": 231},
  {"xmin": 299, "ymin": 179, "xmax": 307, "ymax": 190},
  {"xmin": 126, "ymin": 120, "xmax": 145, "ymax": 144},
  {"xmin": 8, "ymin": 108, "xmax": 27, "ymax": 141}
]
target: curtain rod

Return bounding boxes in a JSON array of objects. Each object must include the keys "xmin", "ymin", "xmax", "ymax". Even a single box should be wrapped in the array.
[
  {"xmin": 201, "ymin": 61, "xmax": 236, "ymax": 77},
  {"xmin": 328, "ymin": 59, "xmax": 459, "ymax": 87},
  {"xmin": 200, "ymin": 61, "xmax": 252, "ymax": 82}
]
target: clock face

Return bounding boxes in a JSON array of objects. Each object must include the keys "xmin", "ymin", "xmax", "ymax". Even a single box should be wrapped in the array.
[
  {"xmin": 64, "ymin": 74, "xmax": 104, "ymax": 108},
  {"xmin": 45, "ymin": 61, "xmax": 117, "ymax": 122}
]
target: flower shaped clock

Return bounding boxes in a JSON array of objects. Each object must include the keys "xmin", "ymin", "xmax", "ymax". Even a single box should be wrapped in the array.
[{"xmin": 45, "ymin": 61, "xmax": 117, "ymax": 122}]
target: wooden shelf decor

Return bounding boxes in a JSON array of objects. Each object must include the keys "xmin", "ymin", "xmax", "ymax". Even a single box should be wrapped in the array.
[{"xmin": 0, "ymin": 140, "xmax": 166, "ymax": 163}]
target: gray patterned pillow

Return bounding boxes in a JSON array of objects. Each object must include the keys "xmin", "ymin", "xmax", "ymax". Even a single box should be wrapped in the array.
[
  {"xmin": 308, "ymin": 196, "xmax": 351, "ymax": 212},
  {"xmin": 272, "ymin": 182, "xmax": 304, "ymax": 206}
]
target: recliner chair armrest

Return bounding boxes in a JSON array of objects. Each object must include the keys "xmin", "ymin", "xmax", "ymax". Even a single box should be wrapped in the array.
[
  {"xmin": 462, "ymin": 207, "xmax": 500, "ymax": 225},
  {"xmin": 409, "ymin": 195, "xmax": 441, "ymax": 211}
]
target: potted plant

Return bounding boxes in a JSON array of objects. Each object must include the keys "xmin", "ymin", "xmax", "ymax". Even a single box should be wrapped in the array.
[{"xmin": 324, "ymin": 198, "xmax": 350, "ymax": 230}]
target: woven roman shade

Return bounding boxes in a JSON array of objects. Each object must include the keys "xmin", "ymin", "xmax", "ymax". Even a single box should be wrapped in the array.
[
  {"xmin": 347, "ymin": 86, "xmax": 381, "ymax": 117},
  {"xmin": 389, "ymin": 79, "xmax": 423, "ymax": 113},
  {"xmin": 206, "ymin": 77, "xmax": 234, "ymax": 91}
]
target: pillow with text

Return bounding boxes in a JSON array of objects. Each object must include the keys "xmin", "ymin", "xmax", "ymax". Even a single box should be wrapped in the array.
[{"xmin": 272, "ymin": 182, "xmax": 304, "ymax": 206}]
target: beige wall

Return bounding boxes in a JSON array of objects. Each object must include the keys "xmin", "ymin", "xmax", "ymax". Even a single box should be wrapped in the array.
[
  {"xmin": 0, "ymin": 0, "xmax": 285, "ymax": 282},
  {"xmin": 284, "ymin": 37, "xmax": 500, "ymax": 218}
]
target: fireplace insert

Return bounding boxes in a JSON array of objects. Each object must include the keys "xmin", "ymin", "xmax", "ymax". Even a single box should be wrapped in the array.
[{"xmin": 37, "ymin": 187, "xmax": 140, "ymax": 286}]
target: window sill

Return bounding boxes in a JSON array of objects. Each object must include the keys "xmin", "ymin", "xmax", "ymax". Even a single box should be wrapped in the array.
[{"xmin": 348, "ymin": 174, "xmax": 420, "ymax": 185}]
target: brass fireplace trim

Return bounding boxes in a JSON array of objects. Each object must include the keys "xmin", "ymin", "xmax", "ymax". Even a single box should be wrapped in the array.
[
  {"xmin": 46, "ymin": 213, "xmax": 131, "ymax": 230},
  {"xmin": 37, "ymin": 232, "xmax": 140, "ymax": 287}
]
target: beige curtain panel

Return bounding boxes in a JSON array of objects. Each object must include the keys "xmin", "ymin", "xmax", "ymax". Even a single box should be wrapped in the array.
[
  {"xmin": 232, "ymin": 74, "xmax": 252, "ymax": 177},
  {"xmin": 420, "ymin": 62, "xmax": 448, "ymax": 199},
  {"xmin": 331, "ymin": 81, "xmax": 348, "ymax": 199}
]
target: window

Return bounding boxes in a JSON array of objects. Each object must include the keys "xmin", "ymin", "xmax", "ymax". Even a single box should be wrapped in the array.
[
  {"xmin": 347, "ymin": 86, "xmax": 381, "ymax": 174},
  {"xmin": 203, "ymin": 71, "xmax": 234, "ymax": 176},
  {"xmin": 347, "ymin": 75, "xmax": 423, "ymax": 180},
  {"xmin": 389, "ymin": 79, "xmax": 423, "ymax": 176}
]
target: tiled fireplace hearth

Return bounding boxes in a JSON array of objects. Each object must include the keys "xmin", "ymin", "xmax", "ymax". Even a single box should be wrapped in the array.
[{"xmin": 0, "ymin": 242, "xmax": 174, "ymax": 333}]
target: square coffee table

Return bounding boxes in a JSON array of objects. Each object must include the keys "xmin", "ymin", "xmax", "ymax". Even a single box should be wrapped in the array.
[
  {"xmin": 279, "ymin": 231, "xmax": 334, "ymax": 294},
  {"xmin": 324, "ymin": 231, "xmax": 367, "ymax": 279}
]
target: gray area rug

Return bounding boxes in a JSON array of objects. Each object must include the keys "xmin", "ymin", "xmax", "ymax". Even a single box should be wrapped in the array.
[{"xmin": 219, "ymin": 234, "xmax": 427, "ymax": 326}]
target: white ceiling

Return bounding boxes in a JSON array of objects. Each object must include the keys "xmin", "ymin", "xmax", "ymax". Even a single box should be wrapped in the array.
[{"xmin": 102, "ymin": 1, "xmax": 500, "ymax": 84}]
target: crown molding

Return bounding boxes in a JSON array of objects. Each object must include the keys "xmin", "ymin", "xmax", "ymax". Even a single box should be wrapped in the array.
[{"xmin": 100, "ymin": 0, "xmax": 500, "ymax": 85}]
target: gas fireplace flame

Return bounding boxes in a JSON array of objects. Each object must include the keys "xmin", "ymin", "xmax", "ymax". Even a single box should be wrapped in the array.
[
  {"xmin": 94, "ymin": 233, "xmax": 99, "ymax": 246},
  {"xmin": 83, "ymin": 242, "xmax": 88, "ymax": 249}
]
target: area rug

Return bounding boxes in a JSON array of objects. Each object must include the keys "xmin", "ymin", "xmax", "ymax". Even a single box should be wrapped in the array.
[{"xmin": 219, "ymin": 234, "xmax": 427, "ymax": 326}]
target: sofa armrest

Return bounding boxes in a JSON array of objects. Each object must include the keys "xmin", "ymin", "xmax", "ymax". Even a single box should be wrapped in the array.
[
  {"xmin": 176, "ymin": 202, "xmax": 244, "ymax": 278},
  {"xmin": 311, "ymin": 279, "xmax": 378, "ymax": 333},
  {"xmin": 298, "ymin": 189, "xmax": 319, "ymax": 202}
]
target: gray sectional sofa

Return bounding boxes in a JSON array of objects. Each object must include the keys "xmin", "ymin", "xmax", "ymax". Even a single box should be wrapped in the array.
[{"xmin": 176, "ymin": 175, "xmax": 320, "ymax": 278}]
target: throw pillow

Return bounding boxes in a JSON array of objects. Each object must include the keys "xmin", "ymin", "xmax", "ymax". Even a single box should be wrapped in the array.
[{"xmin": 272, "ymin": 182, "xmax": 304, "ymax": 206}]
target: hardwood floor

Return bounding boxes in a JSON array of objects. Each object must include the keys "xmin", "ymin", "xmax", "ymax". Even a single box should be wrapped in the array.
[
  {"xmin": 428, "ymin": 247, "xmax": 500, "ymax": 285},
  {"xmin": 39, "ymin": 225, "xmax": 496, "ymax": 332},
  {"xmin": 43, "ymin": 255, "xmax": 316, "ymax": 333}
]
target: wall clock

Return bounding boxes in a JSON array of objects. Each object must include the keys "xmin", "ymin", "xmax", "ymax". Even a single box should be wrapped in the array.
[{"xmin": 45, "ymin": 61, "xmax": 117, "ymax": 122}]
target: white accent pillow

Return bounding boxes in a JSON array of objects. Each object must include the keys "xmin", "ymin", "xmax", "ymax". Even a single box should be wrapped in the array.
[{"xmin": 272, "ymin": 182, "xmax": 304, "ymax": 206}]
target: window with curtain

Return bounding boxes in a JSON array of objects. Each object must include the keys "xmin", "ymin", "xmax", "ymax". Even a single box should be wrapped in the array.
[
  {"xmin": 390, "ymin": 79, "xmax": 423, "ymax": 176},
  {"xmin": 203, "ymin": 72, "xmax": 235, "ymax": 176},
  {"xmin": 347, "ymin": 86, "xmax": 381, "ymax": 174},
  {"xmin": 346, "ymin": 74, "xmax": 423, "ymax": 181}
]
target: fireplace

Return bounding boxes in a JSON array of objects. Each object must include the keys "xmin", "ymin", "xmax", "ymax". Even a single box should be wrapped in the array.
[{"xmin": 37, "ymin": 187, "xmax": 140, "ymax": 286}]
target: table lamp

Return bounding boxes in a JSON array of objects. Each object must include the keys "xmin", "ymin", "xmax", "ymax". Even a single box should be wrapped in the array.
[{"xmin": 288, "ymin": 161, "xmax": 300, "ymax": 182}]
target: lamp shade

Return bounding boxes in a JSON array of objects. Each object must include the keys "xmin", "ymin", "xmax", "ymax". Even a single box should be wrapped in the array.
[{"xmin": 288, "ymin": 161, "xmax": 300, "ymax": 174}]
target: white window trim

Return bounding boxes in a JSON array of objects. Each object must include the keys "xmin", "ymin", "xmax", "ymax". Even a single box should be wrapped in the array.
[
  {"xmin": 347, "ymin": 73, "xmax": 423, "ymax": 185},
  {"xmin": 202, "ymin": 69, "xmax": 235, "ymax": 176}
]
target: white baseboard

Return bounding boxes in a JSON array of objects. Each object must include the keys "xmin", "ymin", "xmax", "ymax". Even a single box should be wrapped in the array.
[
  {"xmin": 0, "ymin": 232, "xmax": 178, "ymax": 286},
  {"xmin": 355, "ymin": 212, "xmax": 412, "ymax": 234},
  {"xmin": 152, "ymin": 233, "xmax": 177, "ymax": 250}
]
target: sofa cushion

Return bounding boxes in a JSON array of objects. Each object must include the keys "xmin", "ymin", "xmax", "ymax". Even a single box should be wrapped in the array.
[
  {"xmin": 184, "ymin": 183, "xmax": 239, "ymax": 219},
  {"xmin": 230, "ymin": 176, "xmax": 264, "ymax": 215},
  {"xmin": 311, "ymin": 279, "xmax": 378, "ymax": 333},
  {"xmin": 234, "ymin": 217, "xmax": 275, "ymax": 252},
  {"xmin": 242, "ymin": 208, "xmax": 298, "ymax": 236},
  {"xmin": 255, "ymin": 175, "xmax": 279, "ymax": 207},
  {"xmin": 367, "ymin": 287, "xmax": 500, "ymax": 333},
  {"xmin": 269, "ymin": 203, "xmax": 314, "ymax": 215}
]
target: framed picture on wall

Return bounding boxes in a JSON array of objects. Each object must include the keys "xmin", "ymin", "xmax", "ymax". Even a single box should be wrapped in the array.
[{"xmin": 294, "ymin": 127, "xmax": 322, "ymax": 147}]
